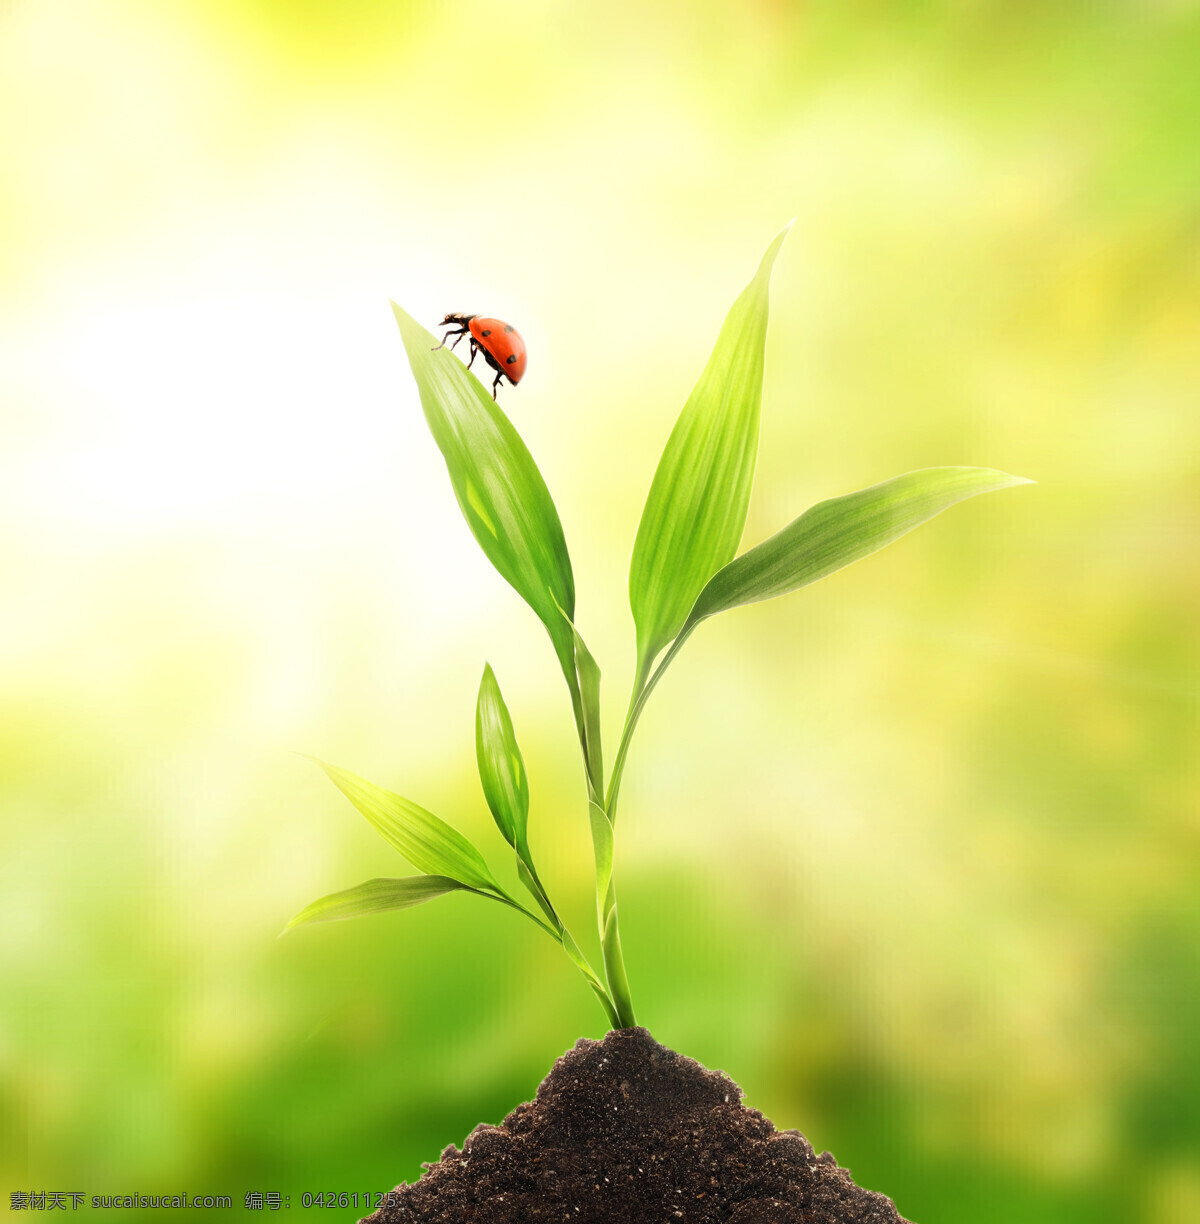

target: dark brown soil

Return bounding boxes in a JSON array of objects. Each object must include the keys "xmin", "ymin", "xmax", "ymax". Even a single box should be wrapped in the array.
[{"xmin": 364, "ymin": 1027, "xmax": 910, "ymax": 1224}]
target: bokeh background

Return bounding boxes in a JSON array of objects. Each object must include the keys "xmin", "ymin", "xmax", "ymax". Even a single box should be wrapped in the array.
[{"xmin": 3, "ymin": 1, "xmax": 1198, "ymax": 1220}]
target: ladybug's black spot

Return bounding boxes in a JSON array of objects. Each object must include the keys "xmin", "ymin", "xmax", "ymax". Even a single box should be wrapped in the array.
[
  {"xmin": 506, "ymin": 354, "xmax": 517, "ymax": 364},
  {"xmin": 481, "ymin": 328, "xmax": 492, "ymax": 337}
]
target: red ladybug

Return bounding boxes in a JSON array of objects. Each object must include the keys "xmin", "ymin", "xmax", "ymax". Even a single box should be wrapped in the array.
[{"xmin": 433, "ymin": 313, "xmax": 527, "ymax": 399}]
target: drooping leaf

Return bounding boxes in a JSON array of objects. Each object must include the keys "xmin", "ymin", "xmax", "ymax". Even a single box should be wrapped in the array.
[
  {"xmin": 628, "ymin": 222, "xmax": 791, "ymax": 682},
  {"xmin": 316, "ymin": 759, "xmax": 499, "ymax": 893},
  {"xmin": 284, "ymin": 875, "xmax": 471, "ymax": 932},
  {"xmin": 685, "ymin": 467, "xmax": 1033, "ymax": 629},
  {"xmin": 475, "ymin": 663, "xmax": 530, "ymax": 852},
  {"xmin": 392, "ymin": 303, "xmax": 577, "ymax": 685},
  {"xmin": 517, "ymin": 857, "xmax": 559, "ymax": 928},
  {"xmin": 561, "ymin": 925, "xmax": 620, "ymax": 1030}
]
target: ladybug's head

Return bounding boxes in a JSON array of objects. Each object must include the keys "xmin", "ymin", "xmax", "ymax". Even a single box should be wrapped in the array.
[{"xmin": 439, "ymin": 312, "xmax": 476, "ymax": 327}]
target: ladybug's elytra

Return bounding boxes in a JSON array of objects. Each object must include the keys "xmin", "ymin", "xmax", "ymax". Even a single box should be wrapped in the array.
[{"xmin": 433, "ymin": 313, "xmax": 527, "ymax": 399}]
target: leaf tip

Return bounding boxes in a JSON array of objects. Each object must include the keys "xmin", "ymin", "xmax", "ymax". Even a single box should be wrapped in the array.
[
  {"xmin": 390, "ymin": 302, "xmax": 429, "ymax": 355},
  {"xmin": 758, "ymin": 219, "xmax": 794, "ymax": 274},
  {"xmin": 296, "ymin": 751, "xmax": 330, "ymax": 774},
  {"xmin": 990, "ymin": 469, "xmax": 1036, "ymax": 490}
]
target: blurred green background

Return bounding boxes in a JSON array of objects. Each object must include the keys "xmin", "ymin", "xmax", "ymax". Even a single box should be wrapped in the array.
[{"xmin": 2, "ymin": 1, "xmax": 1198, "ymax": 1220}]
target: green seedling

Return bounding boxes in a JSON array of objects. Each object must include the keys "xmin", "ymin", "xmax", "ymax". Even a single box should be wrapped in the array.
[{"xmin": 285, "ymin": 223, "xmax": 1031, "ymax": 1030}]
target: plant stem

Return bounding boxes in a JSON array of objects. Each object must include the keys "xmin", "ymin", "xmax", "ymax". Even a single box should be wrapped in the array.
[
  {"xmin": 605, "ymin": 632, "xmax": 692, "ymax": 824},
  {"xmin": 602, "ymin": 891, "xmax": 637, "ymax": 1028},
  {"xmin": 498, "ymin": 878, "xmax": 622, "ymax": 1026},
  {"xmin": 488, "ymin": 886, "xmax": 561, "ymax": 940},
  {"xmin": 577, "ymin": 627, "xmax": 701, "ymax": 1031},
  {"xmin": 560, "ymin": 925, "xmax": 621, "ymax": 1029},
  {"xmin": 515, "ymin": 840, "xmax": 564, "ymax": 930},
  {"xmin": 587, "ymin": 633, "xmax": 699, "ymax": 1029},
  {"xmin": 602, "ymin": 654, "xmax": 651, "ymax": 825},
  {"xmin": 512, "ymin": 839, "xmax": 622, "ymax": 1027}
]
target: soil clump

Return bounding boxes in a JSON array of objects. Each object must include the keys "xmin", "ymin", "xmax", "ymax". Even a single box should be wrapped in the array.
[{"xmin": 364, "ymin": 1026, "xmax": 909, "ymax": 1223}]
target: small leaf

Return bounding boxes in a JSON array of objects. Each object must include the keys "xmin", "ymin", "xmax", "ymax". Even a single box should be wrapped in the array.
[
  {"xmin": 588, "ymin": 800, "xmax": 614, "ymax": 905},
  {"xmin": 628, "ymin": 222, "xmax": 791, "ymax": 681},
  {"xmin": 392, "ymin": 304, "xmax": 577, "ymax": 684},
  {"xmin": 475, "ymin": 664, "xmax": 530, "ymax": 852},
  {"xmin": 686, "ymin": 467, "xmax": 1033, "ymax": 627},
  {"xmin": 284, "ymin": 875, "xmax": 470, "ymax": 932},
  {"xmin": 473, "ymin": 668, "xmax": 565, "ymax": 933},
  {"xmin": 316, "ymin": 759, "xmax": 499, "ymax": 893},
  {"xmin": 553, "ymin": 599, "xmax": 604, "ymax": 796},
  {"xmin": 573, "ymin": 627, "xmax": 604, "ymax": 795}
]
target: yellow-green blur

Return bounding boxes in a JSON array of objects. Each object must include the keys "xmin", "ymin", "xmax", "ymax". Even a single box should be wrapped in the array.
[{"xmin": 2, "ymin": 3, "xmax": 1198, "ymax": 1221}]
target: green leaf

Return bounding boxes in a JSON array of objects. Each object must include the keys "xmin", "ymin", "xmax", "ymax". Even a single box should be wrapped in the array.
[
  {"xmin": 474, "ymin": 666, "xmax": 566, "ymax": 932},
  {"xmin": 686, "ymin": 467, "xmax": 1033, "ymax": 627},
  {"xmin": 315, "ymin": 759, "xmax": 500, "ymax": 893},
  {"xmin": 628, "ymin": 222, "xmax": 791, "ymax": 681},
  {"xmin": 475, "ymin": 664, "xmax": 530, "ymax": 852},
  {"xmin": 284, "ymin": 875, "xmax": 471, "ymax": 932},
  {"xmin": 392, "ymin": 304, "xmax": 577, "ymax": 685}
]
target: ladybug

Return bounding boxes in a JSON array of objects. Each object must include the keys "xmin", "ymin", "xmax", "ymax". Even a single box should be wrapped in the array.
[{"xmin": 433, "ymin": 313, "xmax": 527, "ymax": 399}]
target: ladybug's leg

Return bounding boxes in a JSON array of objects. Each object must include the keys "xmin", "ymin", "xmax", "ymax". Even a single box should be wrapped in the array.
[
  {"xmin": 478, "ymin": 348, "xmax": 505, "ymax": 399},
  {"xmin": 466, "ymin": 339, "xmax": 480, "ymax": 369},
  {"xmin": 432, "ymin": 323, "xmax": 469, "ymax": 352}
]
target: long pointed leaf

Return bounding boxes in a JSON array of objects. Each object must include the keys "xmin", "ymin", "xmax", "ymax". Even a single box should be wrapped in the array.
[
  {"xmin": 284, "ymin": 875, "xmax": 471, "ymax": 931},
  {"xmin": 316, "ymin": 759, "xmax": 499, "ymax": 893},
  {"xmin": 628, "ymin": 223, "xmax": 791, "ymax": 680},
  {"xmin": 392, "ymin": 303, "xmax": 577, "ymax": 685},
  {"xmin": 475, "ymin": 664, "xmax": 530, "ymax": 852},
  {"xmin": 686, "ymin": 467, "xmax": 1033, "ymax": 628}
]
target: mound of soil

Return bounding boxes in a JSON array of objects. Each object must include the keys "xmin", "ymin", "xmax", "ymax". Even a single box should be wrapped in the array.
[{"xmin": 364, "ymin": 1027, "xmax": 909, "ymax": 1223}]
